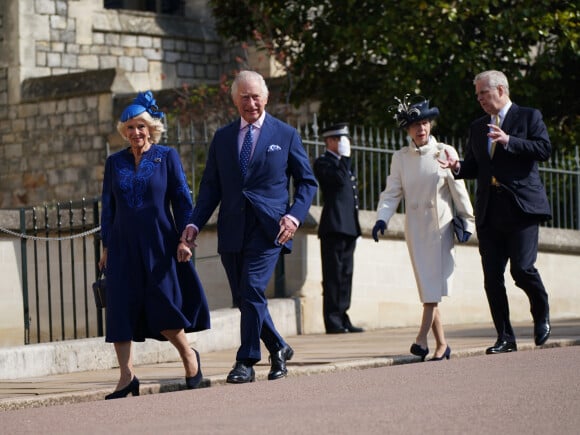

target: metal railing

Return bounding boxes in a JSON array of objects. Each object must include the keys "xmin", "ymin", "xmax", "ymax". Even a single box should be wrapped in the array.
[
  {"xmin": 1, "ymin": 198, "xmax": 104, "ymax": 344},
  {"xmin": 167, "ymin": 115, "xmax": 580, "ymax": 229},
  {"xmin": 295, "ymin": 117, "xmax": 580, "ymax": 230}
]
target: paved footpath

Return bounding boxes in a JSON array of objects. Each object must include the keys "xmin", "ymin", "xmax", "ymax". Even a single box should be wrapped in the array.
[{"xmin": 1, "ymin": 318, "xmax": 580, "ymax": 412}]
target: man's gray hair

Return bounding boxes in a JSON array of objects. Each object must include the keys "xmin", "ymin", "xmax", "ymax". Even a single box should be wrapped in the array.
[
  {"xmin": 231, "ymin": 70, "xmax": 269, "ymax": 98},
  {"xmin": 474, "ymin": 70, "xmax": 510, "ymax": 96}
]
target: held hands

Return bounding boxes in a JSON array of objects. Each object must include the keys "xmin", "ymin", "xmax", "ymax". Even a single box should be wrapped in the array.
[
  {"xmin": 178, "ymin": 224, "xmax": 197, "ymax": 262},
  {"xmin": 180, "ymin": 224, "xmax": 198, "ymax": 249},
  {"xmin": 372, "ymin": 220, "xmax": 387, "ymax": 242}
]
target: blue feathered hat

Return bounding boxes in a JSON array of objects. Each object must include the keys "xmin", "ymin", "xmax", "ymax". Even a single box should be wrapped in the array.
[{"xmin": 120, "ymin": 90, "xmax": 164, "ymax": 122}]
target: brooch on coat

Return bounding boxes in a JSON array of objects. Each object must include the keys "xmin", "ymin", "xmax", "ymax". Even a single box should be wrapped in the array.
[{"xmin": 267, "ymin": 144, "xmax": 282, "ymax": 152}]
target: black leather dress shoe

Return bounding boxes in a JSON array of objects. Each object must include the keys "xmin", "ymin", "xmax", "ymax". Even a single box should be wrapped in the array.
[
  {"xmin": 226, "ymin": 362, "xmax": 255, "ymax": 384},
  {"xmin": 486, "ymin": 340, "xmax": 517, "ymax": 354},
  {"xmin": 326, "ymin": 328, "xmax": 348, "ymax": 334},
  {"xmin": 534, "ymin": 320, "xmax": 551, "ymax": 346},
  {"xmin": 346, "ymin": 324, "xmax": 365, "ymax": 333},
  {"xmin": 268, "ymin": 345, "xmax": 294, "ymax": 380}
]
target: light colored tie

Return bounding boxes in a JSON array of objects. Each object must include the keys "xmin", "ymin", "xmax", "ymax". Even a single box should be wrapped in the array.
[
  {"xmin": 490, "ymin": 115, "xmax": 500, "ymax": 158},
  {"xmin": 240, "ymin": 124, "xmax": 253, "ymax": 178}
]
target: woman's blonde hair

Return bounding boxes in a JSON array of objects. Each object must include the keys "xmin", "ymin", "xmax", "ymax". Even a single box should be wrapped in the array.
[{"xmin": 116, "ymin": 111, "xmax": 165, "ymax": 143}]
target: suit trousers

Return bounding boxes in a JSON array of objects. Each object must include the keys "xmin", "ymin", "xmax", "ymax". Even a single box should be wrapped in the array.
[
  {"xmin": 220, "ymin": 205, "xmax": 287, "ymax": 365},
  {"xmin": 477, "ymin": 187, "xmax": 550, "ymax": 342},
  {"xmin": 320, "ymin": 233, "xmax": 357, "ymax": 331}
]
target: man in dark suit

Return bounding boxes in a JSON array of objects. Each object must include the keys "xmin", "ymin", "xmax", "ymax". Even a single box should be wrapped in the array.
[
  {"xmin": 314, "ymin": 123, "xmax": 364, "ymax": 334},
  {"xmin": 181, "ymin": 70, "xmax": 317, "ymax": 383},
  {"xmin": 440, "ymin": 70, "xmax": 552, "ymax": 354}
]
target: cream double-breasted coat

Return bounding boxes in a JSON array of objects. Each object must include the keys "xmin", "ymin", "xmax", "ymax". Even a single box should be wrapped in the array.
[{"xmin": 376, "ymin": 136, "xmax": 475, "ymax": 303}]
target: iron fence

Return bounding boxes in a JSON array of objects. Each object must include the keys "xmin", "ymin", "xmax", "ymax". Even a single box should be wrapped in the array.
[
  {"xmin": 2, "ymin": 198, "xmax": 104, "ymax": 345},
  {"xmin": 2, "ymin": 115, "xmax": 579, "ymax": 345},
  {"xmin": 168, "ymin": 115, "xmax": 580, "ymax": 229},
  {"xmin": 301, "ymin": 116, "xmax": 580, "ymax": 229}
]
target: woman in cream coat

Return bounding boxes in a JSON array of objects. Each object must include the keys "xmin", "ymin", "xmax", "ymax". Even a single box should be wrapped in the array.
[{"xmin": 372, "ymin": 96, "xmax": 475, "ymax": 361}]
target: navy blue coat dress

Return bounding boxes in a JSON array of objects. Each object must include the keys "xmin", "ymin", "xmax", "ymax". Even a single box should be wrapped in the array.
[{"xmin": 101, "ymin": 144, "xmax": 210, "ymax": 342}]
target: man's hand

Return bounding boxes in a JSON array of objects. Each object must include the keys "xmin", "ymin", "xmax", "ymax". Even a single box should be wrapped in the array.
[
  {"xmin": 181, "ymin": 224, "xmax": 198, "ymax": 249},
  {"xmin": 437, "ymin": 149, "xmax": 460, "ymax": 171},
  {"xmin": 487, "ymin": 123, "xmax": 509, "ymax": 145},
  {"xmin": 277, "ymin": 215, "xmax": 298, "ymax": 245},
  {"xmin": 372, "ymin": 220, "xmax": 387, "ymax": 242}
]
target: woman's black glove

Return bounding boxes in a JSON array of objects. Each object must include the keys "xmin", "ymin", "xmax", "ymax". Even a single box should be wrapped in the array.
[{"xmin": 372, "ymin": 220, "xmax": 387, "ymax": 242}]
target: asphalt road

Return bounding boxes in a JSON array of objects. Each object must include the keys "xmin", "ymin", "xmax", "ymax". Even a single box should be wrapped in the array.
[{"xmin": 1, "ymin": 346, "xmax": 578, "ymax": 434}]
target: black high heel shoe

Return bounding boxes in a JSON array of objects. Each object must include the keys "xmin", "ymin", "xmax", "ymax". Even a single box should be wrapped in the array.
[
  {"xmin": 410, "ymin": 343, "xmax": 429, "ymax": 361},
  {"xmin": 429, "ymin": 345, "xmax": 451, "ymax": 361},
  {"xmin": 105, "ymin": 376, "xmax": 139, "ymax": 400},
  {"xmin": 185, "ymin": 348, "xmax": 203, "ymax": 389}
]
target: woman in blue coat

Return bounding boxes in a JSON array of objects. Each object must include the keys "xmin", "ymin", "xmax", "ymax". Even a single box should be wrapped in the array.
[{"xmin": 98, "ymin": 91, "xmax": 210, "ymax": 399}]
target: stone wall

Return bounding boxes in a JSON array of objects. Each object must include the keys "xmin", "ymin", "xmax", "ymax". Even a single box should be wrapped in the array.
[
  {"xmin": 295, "ymin": 208, "xmax": 580, "ymax": 334},
  {"xmin": 0, "ymin": 0, "xmax": 241, "ymax": 208},
  {"xmin": 0, "ymin": 67, "xmax": 7, "ymax": 120},
  {"xmin": 10, "ymin": 0, "xmax": 231, "ymax": 95},
  {"xmin": 0, "ymin": 70, "xmax": 119, "ymax": 207},
  {"xmin": 0, "ymin": 6, "xmax": 8, "ymax": 120}
]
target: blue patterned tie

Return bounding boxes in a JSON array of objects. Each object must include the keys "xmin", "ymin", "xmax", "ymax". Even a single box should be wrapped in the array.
[{"xmin": 240, "ymin": 124, "xmax": 253, "ymax": 178}]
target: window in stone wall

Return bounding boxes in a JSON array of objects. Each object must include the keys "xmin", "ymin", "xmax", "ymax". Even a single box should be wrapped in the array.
[{"xmin": 104, "ymin": 0, "xmax": 184, "ymax": 15}]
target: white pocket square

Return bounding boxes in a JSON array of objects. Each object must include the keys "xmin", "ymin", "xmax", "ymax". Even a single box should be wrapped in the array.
[{"xmin": 267, "ymin": 144, "xmax": 282, "ymax": 152}]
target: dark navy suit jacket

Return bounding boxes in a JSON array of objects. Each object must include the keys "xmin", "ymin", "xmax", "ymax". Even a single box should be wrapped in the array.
[
  {"xmin": 314, "ymin": 152, "xmax": 361, "ymax": 238},
  {"xmin": 191, "ymin": 113, "xmax": 317, "ymax": 253},
  {"xmin": 457, "ymin": 103, "xmax": 552, "ymax": 227}
]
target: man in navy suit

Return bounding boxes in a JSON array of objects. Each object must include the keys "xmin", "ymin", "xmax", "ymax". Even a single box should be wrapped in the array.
[
  {"xmin": 182, "ymin": 70, "xmax": 317, "ymax": 383},
  {"xmin": 440, "ymin": 70, "xmax": 552, "ymax": 354},
  {"xmin": 314, "ymin": 123, "xmax": 364, "ymax": 334}
]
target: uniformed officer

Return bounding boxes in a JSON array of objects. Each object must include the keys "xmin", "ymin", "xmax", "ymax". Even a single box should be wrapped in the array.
[{"xmin": 314, "ymin": 123, "xmax": 364, "ymax": 334}]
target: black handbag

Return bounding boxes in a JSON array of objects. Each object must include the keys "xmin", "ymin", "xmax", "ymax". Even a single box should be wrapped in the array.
[{"xmin": 92, "ymin": 269, "xmax": 106, "ymax": 309}]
